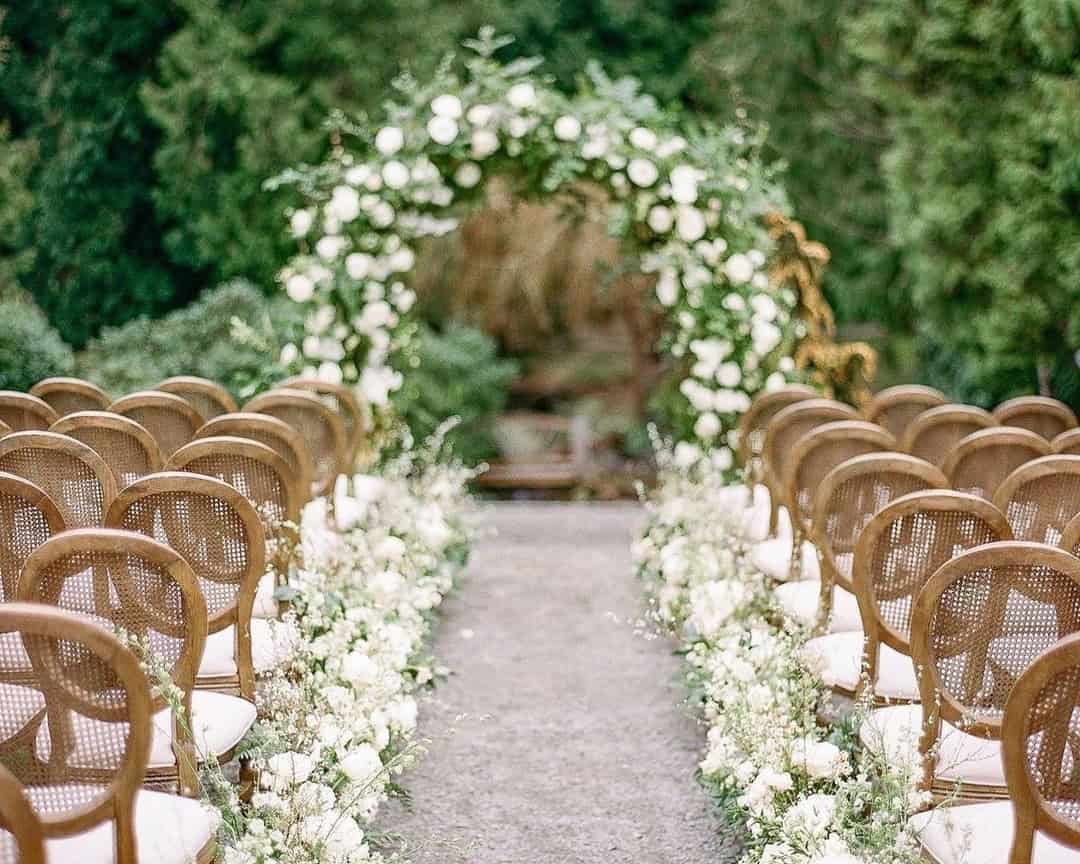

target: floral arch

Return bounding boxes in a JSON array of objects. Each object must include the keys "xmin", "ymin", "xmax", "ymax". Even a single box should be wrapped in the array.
[{"xmin": 273, "ymin": 29, "xmax": 820, "ymax": 470}]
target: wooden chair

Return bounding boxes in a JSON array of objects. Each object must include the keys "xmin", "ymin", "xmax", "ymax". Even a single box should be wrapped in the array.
[
  {"xmin": 0, "ymin": 603, "xmax": 218, "ymax": 863},
  {"xmin": 109, "ymin": 392, "xmax": 205, "ymax": 460},
  {"xmin": 19, "ymin": 529, "xmax": 256, "ymax": 796},
  {"xmin": 0, "ymin": 421, "xmax": 8, "ymax": 439},
  {"xmin": 760, "ymin": 398, "xmax": 859, "ymax": 535},
  {"xmin": 50, "ymin": 411, "xmax": 163, "ymax": 489},
  {"xmin": 993, "ymin": 455, "xmax": 1080, "ymax": 544},
  {"xmin": 863, "ymin": 385, "xmax": 947, "ymax": 440},
  {"xmin": 802, "ymin": 491, "xmax": 1011, "ymax": 702},
  {"xmin": 284, "ymin": 377, "xmax": 366, "ymax": 468},
  {"xmin": 876, "ymin": 543, "xmax": 1080, "ymax": 803},
  {"xmin": 194, "ymin": 413, "xmax": 313, "ymax": 505},
  {"xmin": 994, "ymin": 396, "xmax": 1078, "ymax": 441},
  {"xmin": 0, "ymin": 473, "xmax": 64, "ymax": 602},
  {"xmin": 0, "ymin": 393, "xmax": 57, "ymax": 433},
  {"xmin": 28, "ymin": 378, "xmax": 110, "ymax": 417},
  {"xmin": 899, "ymin": 403, "xmax": 997, "ymax": 467},
  {"xmin": 0, "ymin": 432, "xmax": 116, "ymax": 528},
  {"xmin": 776, "ymin": 453, "xmax": 948, "ymax": 634},
  {"xmin": 1050, "ymin": 427, "xmax": 1080, "ymax": 456},
  {"xmin": 243, "ymin": 388, "xmax": 347, "ymax": 497},
  {"xmin": 105, "ymin": 472, "xmax": 265, "ymax": 701},
  {"xmin": 943, "ymin": 427, "xmax": 1052, "ymax": 501},
  {"xmin": 0, "ymin": 763, "xmax": 45, "ymax": 864},
  {"xmin": 736, "ymin": 384, "xmax": 818, "ymax": 484},
  {"xmin": 156, "ymin": 376, "xmax": 237, "ymax": 422}
]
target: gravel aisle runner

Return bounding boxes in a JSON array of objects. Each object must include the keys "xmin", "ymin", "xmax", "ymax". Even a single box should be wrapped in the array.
[{"xmin": 382, "ymin": 503, "xmax": 734, "ymax": 863}]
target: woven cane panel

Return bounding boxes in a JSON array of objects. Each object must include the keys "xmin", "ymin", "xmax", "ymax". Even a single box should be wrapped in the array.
[
  {"xmin": 878, "ymin": 403, "xmax": 931, "ymax": 440},
  {"xmin": 122, "ymin": 407, "xmax": 196, "ymax": 459},
  {"xmin": 114, "ymin": 492, "xmax": 248, "ymax": 621},
  {"xmin": 869, "ymin": 510, "xmax": 1002, "ymax": 641},
  {"xmin": 0, "ymin": 450, "xmax": 102, "ymax": 529},
  {"xmin": 259, "ymin": 405, "xmax": 336, "ymax": 488},
  {"xmin": 181, "ymin": 454, "xmax": 287, "ymax": 526},
  {"xmin": 953, "ymin": 444, "xmax": 1045, "ymax": 500},
  {"xmin": 243, "ymin": 430, "xmax": 302, "ymax": 482},
  {"xmin": 1004, "ymin": 474, "xmax": 1080, "ymax": 544},
  {"xmin": 171, "ymin": 390, "xmax": 224, "ymax": 423},
  {"xmin": 0, "ymin": 829, "xmax": 18, "ymax": 863},
  {"xmin": 1022, "ymin": 663, "xmax": 1080, "ymax": 825},
  {"xmin": 0, "ymin": 494, "xmax": 57, "ymax": 602},
  {"xmin": 910, "ymin": 421, "xmax": 989, "ymax": 468},
  {"xmin": 65, "ymin": 427, "xmax": 152, "ymax": 489},
  {"xmin": 1009, "ymin": 412, "xmax": 1072, "ymax": 441},
  {"xmin": 0, "ymin": 409, "xmax": 48, "ymax": 434},
  {"xmin": 930, "ymin": 564, "xmax": 1080, "ymax": 721},
  {"xmin": 770, "ymin": 415, "xmax": 843, "ymax": 500},
  {"xmin": 794, "ymin": 439, "xmax": 882, "ymax": 525},
  {"xmin": 0, "ymin": 632, "xmax": 130, "ymax": 817},
  {"xmin": 40, "ymin": 391, "xmax": 103, "ymax": 418}
]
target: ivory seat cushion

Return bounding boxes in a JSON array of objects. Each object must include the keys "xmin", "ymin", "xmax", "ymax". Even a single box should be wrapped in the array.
[
  {"xmin": 909, "ymin": 800, "xmax": 1077, "ymax": 864},
  {"xmin": 751, "ymin": 538, "xmax": 821, "ymax": 583},
  {"xmin": 200, "ymin": 619, "xmax": 291, "ymax": 676},
  {"xmin": 799, "ymin": 631, "xmax": 919, "ymax": 699},
  {"xmin": 42, "ymin": 787, "xmax": 219, "ymax": 864},
  {"xmin": 252, "ymin": 573, "xmax": 278, "ymax": 619},
  {"xmin": 741, "ymin": 485, "xmax": 772, "ymax": 542},
  {"xmin": 774, "ymin": 581, "xmax": 863, "ymax": 632},
  {"xmin": 859, "ymin": 704, "xmax": 1005, "ymax": 787}
]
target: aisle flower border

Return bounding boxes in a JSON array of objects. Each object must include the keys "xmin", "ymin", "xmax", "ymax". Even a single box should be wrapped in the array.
[
  {"xmin": 271, "ymin": 28, "xmax": 803, "ymax": 460},
  {"xmin": 634, "ymin": 442, "xmax": 934, "ymax": 864}
]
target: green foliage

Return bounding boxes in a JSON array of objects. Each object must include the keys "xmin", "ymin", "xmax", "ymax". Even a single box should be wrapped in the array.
[
  {"xmin": 393, "ymin": 324, "xmax": 519, "ymax": 465},
  {"xmin": 0, "ymin": 295, "xmax": 75, "ymax": 390},
  {"xmin": 77, "ymin": 281, "xmax": 304, "ymax": 401}
]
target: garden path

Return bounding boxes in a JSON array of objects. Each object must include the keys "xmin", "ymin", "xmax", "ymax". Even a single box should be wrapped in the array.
[{"xmin": 381, "ymin": 502, "xmax": 736, "ymax": 863}]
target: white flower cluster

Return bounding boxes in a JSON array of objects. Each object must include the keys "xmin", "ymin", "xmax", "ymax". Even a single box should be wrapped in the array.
[
  {"xmin": 217, "ymin": 435, "xmax": 478, "ymax": 864},
  {"xmin": 635, "ymin": 453, "xmax": 934, "ymax": 864},
  {"xmin": 275, "ymin": 31, "xmax": 800, "ymax": 456}
]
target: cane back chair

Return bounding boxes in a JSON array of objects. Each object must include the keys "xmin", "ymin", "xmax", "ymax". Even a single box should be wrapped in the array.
[
  {"xmin": 863, "ymin": 385, "xmax": 947, "ymax": 440},
  {"xmin": 1051, "ymin": 428, "xmax": 1080, "ymax": 456},
  {"xmin": 283, "ymin": 377, "xmax": 366, "ymax": 468},
  {"xmin": 155, "ymin": 377, "xmax": 237, "ymax": 423},
  {"xmin": 995, "ymin": 396, "xmax": 1078, "ymax": 441},
  {"xmin": 994, "ymin": 455, "xmax": 1080, "ymax": 545},
  {"xmin": 899, "ymin": 404, "xmax": 997, "ymax": 468},
  {"xmin": 28, "ymin": 379, "xmax": 110, "ymax": 417},
  {"xmin": 109, "ymin": 392, "xmax": 205, "ymax": 460},
  {"xmin": 0, "ymin": 762, "xmax": 45, "ymax": 864},
  {"xmin": 943, "ymin": 427, "xmax": 1052, "ymax": 502},
  {"xmin": 0, "ymin": 474, "xmax": 64, "ymax": 603},
  {"xmin": 736, "ymin": 384, "xmax": 818, "ymax": 484},
  {"xmin": 0, "ymin": 394, "xmax": 57, "ymax": 434},
  {"xmin": 50, "ymin": 412, "xmax": 163, "ymax": 490}
]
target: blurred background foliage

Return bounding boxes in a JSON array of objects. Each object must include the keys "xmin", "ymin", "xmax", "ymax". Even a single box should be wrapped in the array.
[{"xmin": 0, "ymin": 0, "xmax": 1078, "ymax": 457}]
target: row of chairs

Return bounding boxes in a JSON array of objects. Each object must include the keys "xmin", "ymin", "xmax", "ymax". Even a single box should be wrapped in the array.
[
  {"xmin": 0, "ymin": 375, "xmax": 365, "ymax": 862},
  {"xmin": 739, "ymin": 384, "xmax": 1080, "ymax": 864}
]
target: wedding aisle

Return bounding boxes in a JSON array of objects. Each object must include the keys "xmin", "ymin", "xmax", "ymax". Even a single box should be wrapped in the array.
[{"xmin": 383, "ymin": 503, "xmax": 735, "ymax": 863}]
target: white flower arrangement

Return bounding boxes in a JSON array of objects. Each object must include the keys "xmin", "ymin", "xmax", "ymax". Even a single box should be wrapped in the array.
[{"xmin": 635, "ymin": 445, "xmax": 938, "ymax": 864}]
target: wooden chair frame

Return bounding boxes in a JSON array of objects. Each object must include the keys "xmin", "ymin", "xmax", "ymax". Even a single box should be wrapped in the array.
[
  {"xmin": 50, "ymin": 411, "xmax": 164, "ymax": 490},
  {"xmin": 0, "ymin": 472, "xmax": 65, "ymax": 601},
  {"xmin": 284, "ymin": 377, "xmax": 366, "ymax": 468},
  {"xmin": 993, "ymin": 455, "xmax": 1080, "ymax": 544},
  {"xmin": 109, "ymin": 391, "xmax": 205, "ymax": 459},
  {"xmin": 898, "ymin": 403, "xmax": 997, "ymax": 467},
  {"xmin": 1051, "ymin": 427, "xmax": 1080, "ymax": 455},
  {"xmin": 0, "ymin": 393, "xmax": 58, "ymax": 433},
  {"xmin": 943, "ymin": 426, "xmax": 1052, "ymax": 501},
  {"xmin": 863, "ymin": 385, "xmax": 947, "ymax": 439},
  {"xmin": 0, "ymin": 762, "xmax": 45, "ymax": 864},
  {"xmin": 994, "ymin": 396, "xmax": 1078, "ymax": 440},
  {"xmin": 29, "ymin": 378, "xmax": 111, "ymax": 416},
  {"xmin": 156, "ymin": 376, "xmax": 238, "ymax": 421},
  {"xmin": 736, "ymin": 384, "xmax": 818, "ymax": 482}
]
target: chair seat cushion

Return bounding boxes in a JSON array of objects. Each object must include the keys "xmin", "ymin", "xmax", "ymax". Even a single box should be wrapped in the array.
[
  {"xmin": 252, "ymin": 573, "xmax": 278, "ymax": 619},
  {"xmin": 909, "ymin": 800, "xmax": 1077, "ymax": 864},
  {"xmin": 859, "ymin": 704, "xmax": 1004, "ymax": 787},
  {"xmin": 799, "ymin": 631, "xmax": 919, "ymax": 699},
  {"xmin": 741, "ymin": 484, "xmax": 771, "ymax": 542},
  {"xmin": 751, "ymin": 539, "xmax": 821, "ymax": 583},
  {"xmin": 43, "ymin": 788, "xmax": 219, "ymax": 864},
  {"xmin": 774, "ymin": 581, "xmax": 863, "ymax": 632},
  {"xmin": 199, "ymin": 619, "xmax": 290, "ymax": 677}
]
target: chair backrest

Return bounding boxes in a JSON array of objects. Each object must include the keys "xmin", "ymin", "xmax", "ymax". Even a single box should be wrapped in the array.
[
  {"xmin": 50, "ymin": 411, "xmax": 163, "ymax": 489},
  {"xmin": 0, "ymin": 763, "xmax": 45, "ymax": 864},
  {"xmin": 194, "ymin": 412, "xmax": 313, "ymax": 504},
  {"xmin": 0, "ymin": 394, "xmax": 57, "ymax": 433},
  {"xmin": 735, "ymin": 384, "xmax": 819, "ymax": 476},
  {"xmin": 0, "ymin": 422, "xmax": 8, "ymax": 439},
  {"xmin": 243, "ymin": 388, "xmax": 347, "ymax": 497},
  {"xmin": 912, "ymin": 543, "xmax": 1080, "ymax": 742},
  {"xmin": 28, "ymin": 378, "xmax": 110, "ymax": 417},
  {"xmin": 762, "ymin": 398, "xmax": 858, "ymax": 517},
  {"xmin": 1051, "ymin": 428, "xmax": 1080, "ymax": 456},
  {"xmin": 995, "ymin": 396, "xmax": 1078, "ymax": 440},
  {"xmin": 109, "ymin": 391, "xmax": 205, "ymax": 459},
  {"xmin": 899, "ymin": 403, "xmax": 997, "ymax": 467},
  {"xmin": 0, "ymin": 603, "xmax": 150, "ymax": 862},
  {"xmin": 0, "ymin": 432, "xmax": 116, "ymax": 529},
  {"xmin": 862, "ymin": 385, "xmax": 947, "ymax": 440},
  {"xmin": 167, "ymin": 436, "xmax": 300, "ymax": 527},
  {"xmin": 284, "ymin": 377, "xmax": 366, "ymax": 467},
  {"xmin": 810, "ymin": 452, "xmax": 948, "ymax": 594},
  {"xmin": 105, "ymin": 472, "xmax": 264, "ymax": 699},
  {"xmin": 1001, "ymin": 632, "xmax": 1080, "ymax": 862},
  {"xmin": 994, "ymin": 455, "xmax": 1080, "ymax": 544},
  {"xmin": 1063, "ymin": 513, "xmax": 1080, "ymax": 557},
  {"xmin": 853, "ymin": 491, "xmax": 1012, "ymax": 661},
  {"xmin": 943, "ymin": 426, "xmax": 1052, "ymax": 501},
  {"xmin": 783, "ymin": 420, "xmax": 896, "ymax": 532},
  {"xmin": 0, "ymin": 473, "xmax": 64, "ymax": 602},
  {"xmin": 156, "ymin": 376, "xmax": 238, "ymax": 422}
]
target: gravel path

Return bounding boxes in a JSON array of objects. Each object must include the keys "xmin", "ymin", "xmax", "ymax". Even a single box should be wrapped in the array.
[{"xmin": 381, "ymin": 502, "xmax": 737, "ymax": 863}]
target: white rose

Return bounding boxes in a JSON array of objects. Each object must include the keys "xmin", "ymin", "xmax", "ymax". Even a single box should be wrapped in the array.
[
  {"xmin": 725, "ymin": 253, "xmax": 755, "ymax": 285},
  {"xmin": 370, "ymin": 202, "xmax": 395, "ymax": 228},
  {"xmin": 430, "ymin": 93, "xmax": 463, "ymax": 118},
  {"xmin": 374, "ymin": 126, "xmax": 404, "ymax": 156},
  {"xmin": 751, "ymin": 294, "xmax": 778, "ymax": 321},
  {"xmin": 471, "ymin": 129, "xmax": 500, "ymax": 159},
  {"xmin": 286, "ymin": 273, "xmax": 315, "ymax": 303},
  {"xmin": 673, "ymin": 441, "xmax": 702, "ymax": 469},
  {"xmin": 317, "ymin": 361, "xmax": 343, "ymax": 384},
  {"xmin": 345, "ymin": 252, "xmax": 372, "ymax": 280},
  {"xmin": 427, "ymin": 115, "xmax": 458, "ymax": 146},
  {"xmin": 507, "ymin": 82, "xmax": 537, "ymax": 109},
  {"xmin": 711, "ymin": 446, "xmax": 734, "ymax": 471},
  {"xmin": 279, "ymin": 343, "xmax": 299, "ymax": 365},
  {"xmin": 676, "ymin": 206, "xmax": 706, "ymax": 242},
  {"xmin": 315, "ymin": 235, "xmax": 346, "ymax": 260},
  {"xmin": 382, "ymin": 160, "xmax": 410, "ymax": 189},
  {"xmin": 290, "ymin": 209, "xmax": 313, "ymax": 237},
  {"xmin": 694, "ymin": 412, "xmax": 721, "ymax": 440},
  {"xmin": 339, "ymin": 743, "xmax": 383, "ymax": 784},
  {"xmin": 717, "ymin": 362, "xmax": 742, "ymax": 388},
  {"xmin": 375, "ymin": 535, "xmax": 406, "ymax": 563},
  {"xmin": 326, "ymin": 185, "xmax": 360, "ymax": 223},
  {"xmin": 467, "ymin": 103, "xmax": 494, "ymax": 125},
  {"xmin": 670, "ymin": 165, "xmax": 700, "ymax": 204},
  {"xmin": 582, "ymin": 136, "xmax": 608, "ymax": 159},
  {"xmin": 627, "ymin": 158, "xmax": 659, "ymax": 187},
  {"xmin": 455, "ymin": 162, "xmax": 482, "ymax": 188},
  {"xmin": 345, "ymin": 164, "xmax": 371, "ymax": 186},
  {"xmin": 766, "ymin": 371, "xmax": 787, "ymax": 390},
  {"xmin": 629, "ymin": 127, "xmax": 658, "ymax": 150},
  {"xmin": 507, "ymin": 116, "xmax": 532, "ymax": 138},
  {"xmin": 553, "ymin": 115, "xmax": 582, "ymax": 141},
  {"xmin": 359, "ymin": 365, "xmax": 403, "ymax": 407},
  {"xmin": 340, "ymin": 650, "xmax": 378, "ymax": 687},
  {"xmin": 648, "ymin": 205, "xmax": 674, "ymax": 234},
  {"xmin": 655, "ymin": 269, "xmax": 679, "ymax": 306},
  {"xmin": 264, "ymin": 752, "xmax": 314, "ymax": 789}
]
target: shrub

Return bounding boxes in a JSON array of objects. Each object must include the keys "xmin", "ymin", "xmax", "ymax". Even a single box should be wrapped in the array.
[{"xmin": 0, "ymin": 294, "xmax": 75, "ymax": 390}]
